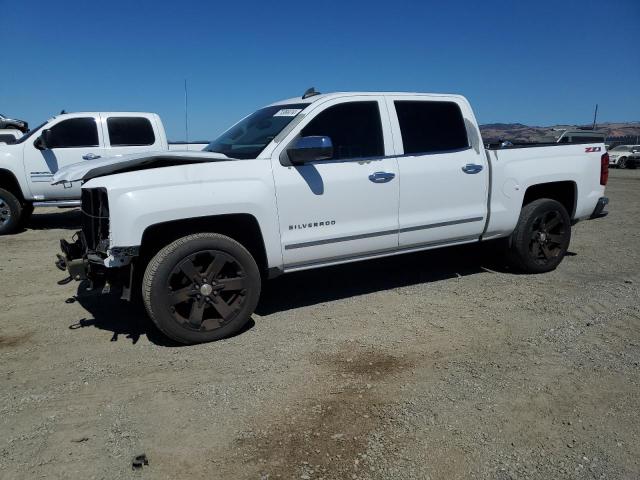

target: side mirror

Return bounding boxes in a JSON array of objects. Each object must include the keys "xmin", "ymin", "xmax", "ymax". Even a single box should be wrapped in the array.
[
  {"xmin": 34, "ymin": 129, "xmax": 52, "ymax": 150},
  {"xmin": 287, "ymin": 136, "xmax": 333, "ymax": 165}
]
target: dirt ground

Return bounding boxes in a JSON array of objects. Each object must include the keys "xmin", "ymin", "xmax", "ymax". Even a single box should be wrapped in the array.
[{"xmin": 1, "ymin": 169, "xmax": 639, "ymax": 480}]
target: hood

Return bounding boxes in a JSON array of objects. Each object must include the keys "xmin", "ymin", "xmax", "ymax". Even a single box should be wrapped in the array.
[{"xmin": 52, "ymin": 150, "xmax": 231, "ymax": 184}]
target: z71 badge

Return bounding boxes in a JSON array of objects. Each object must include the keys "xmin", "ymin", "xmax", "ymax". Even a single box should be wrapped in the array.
[{"xmin": 585, "ymin": 146, "xmax": 601, "ymax": 152}]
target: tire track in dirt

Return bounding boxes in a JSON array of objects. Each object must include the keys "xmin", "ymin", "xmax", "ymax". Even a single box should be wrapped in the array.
[
  {"xmin": 0, "ymin": 331, "xmax": 33, "ymax": 348},
  {"xmin": 224, "ymin": 349, "xmax": 415, "ymax": 479},
  {"xmin": 568, "ymin": 272, "xmax": 640, "ymax": 324}
]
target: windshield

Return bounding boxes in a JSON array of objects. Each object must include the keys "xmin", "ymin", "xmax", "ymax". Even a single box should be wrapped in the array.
[
  {"xmin": 13, "ymin": 122, "xmax": 47, "ymax": 144},
  {"xmin": 611, "ymin": 145, "xmax": 632, "ymax": 152},
  {"xmin": 205, "ymin": 104, "xmax": 308, "ymax": 159}
]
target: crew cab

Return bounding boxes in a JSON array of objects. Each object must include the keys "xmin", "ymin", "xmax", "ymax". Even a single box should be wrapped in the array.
[
  {"xmin": 54, "ymin": 90, "xmax": 609, "ymax": 345},
  {"xmin": 0, "ymin": 112, "xmax": 208, "ymax": 234}
]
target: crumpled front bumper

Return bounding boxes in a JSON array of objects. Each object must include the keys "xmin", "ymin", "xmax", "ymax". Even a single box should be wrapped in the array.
[
  {"xmin": 55, "ymin": 231, "xmax": 135, "ymax": 299},
  {"xmin": 55, "ymin": 233, "xmax": 90, "ymax": 283}
]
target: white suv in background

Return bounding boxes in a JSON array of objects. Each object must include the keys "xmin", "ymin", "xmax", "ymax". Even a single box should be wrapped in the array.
[{"xmin": 608, "ymin": 145, "xmax": 640, "ymax": 168}]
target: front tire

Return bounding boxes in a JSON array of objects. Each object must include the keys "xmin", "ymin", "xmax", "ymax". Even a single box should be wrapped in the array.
[
  {"xmin": 142, "ymin": 233, "xmax": 261, "ymax": 344},
  {"xmin": 507, "ymin": 199, "xmax": 571, "ymax": 273},
  {"xmin": 618, "ymin": 157, "xmax": 628, "ymax": 169},
  {"xmin": 0, "ymin": 188, "xmax": 23, "ymax": 235}
]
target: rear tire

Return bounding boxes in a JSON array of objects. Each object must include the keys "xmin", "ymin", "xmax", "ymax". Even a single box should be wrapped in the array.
[
  {"xmin": 507, "ymin": 198, "xmax": 571, "ymax": 273},
  {"xmin": 142, "ymin": 233, "xmax": 261, "ymax": 344},
  {"xmin": 0, "ymin": 188, "xmax": 23, "ymax": 235}
]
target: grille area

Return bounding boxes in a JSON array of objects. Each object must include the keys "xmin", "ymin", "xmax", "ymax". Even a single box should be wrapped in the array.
[{"xmin": 81, "ymin": 188, "xmax": 110, "ymax": 252}]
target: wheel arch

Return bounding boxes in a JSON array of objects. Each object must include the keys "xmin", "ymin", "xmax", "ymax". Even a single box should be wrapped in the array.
[
  {"xmin": 0, "ymin": 168, "xmax": 25, "ymax": 203},
  {"xmin": 139, "ymin": 213, "xmax": 270, "ymax": 275},
  {"xmin": 522, "ymin": 181, "xmax": 577, "ymax": 218}
]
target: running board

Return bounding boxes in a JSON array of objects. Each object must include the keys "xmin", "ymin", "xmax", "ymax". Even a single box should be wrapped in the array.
[{"xmin": 33, "ymin": 200, "xmax": 81, "ymax": 208}]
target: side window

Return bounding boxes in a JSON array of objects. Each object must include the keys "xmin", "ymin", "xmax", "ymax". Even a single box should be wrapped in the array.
[
  {"xmin": 48, "ymin": 118, "xmax": 99, "ymax": 148},
  {"xmin": 107, "ymin": 117, "xmax": 155, "ymax": 146},
  {"xmin": 301, "ymin": 101, "xmax": 384, "ymax": 160},
  {"xmin": 395, "ymin": 101, "xmax": 468, "ymax": 154}
]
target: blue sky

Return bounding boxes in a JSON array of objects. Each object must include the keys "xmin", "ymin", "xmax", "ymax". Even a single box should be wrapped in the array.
[{"xmin": 2, "ymin": 0, "xmax": 638, "ymax": 140}]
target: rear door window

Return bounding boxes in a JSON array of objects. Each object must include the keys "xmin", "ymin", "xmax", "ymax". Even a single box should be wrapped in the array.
[
  {"xmin": 394, "ymin": 101, "xmax": 468, "ymax": 154},
  {"xmin": 48, "ymin": 118, "xmax": 99, "ymax": 148},
  {"xmin": 107, "ymin": 117, "xmax": 155, "ymax": 146}
]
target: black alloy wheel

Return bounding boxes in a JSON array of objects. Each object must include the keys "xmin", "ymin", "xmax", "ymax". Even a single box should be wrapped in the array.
[
  {"xmin": 166, "ymin": 250, "xmax": 248, "ymax": 331},
  {"xmin": 143, "ymin": 233, "xmax": 261, "ymax": 344},
  {"xmin": 507, "ymin": 198, "xmax": 571, "ymax": 273},
  {"xmin": 527, "ymin": 210, "xmax": 567, "ymax": 266}
]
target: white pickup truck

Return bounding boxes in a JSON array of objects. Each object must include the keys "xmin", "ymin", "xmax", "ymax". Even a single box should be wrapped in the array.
[
  {"xmin": 54, "ymin": 90, "xmax": 610, "ymax": 345},
  {"xmin": 0, "ymin": 129, "xmax": 22, "ymax": 144},
  {"xmin": 0, "ymin": 112, "xmax": 207, "ymax": 234}
]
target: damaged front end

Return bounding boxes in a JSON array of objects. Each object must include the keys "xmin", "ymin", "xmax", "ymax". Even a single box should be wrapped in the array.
[
  {"xmin": 55, "ymin": 188, "xmax": 137, "ymax": 299},
  {"xmin": 55, "ymin": 234, "xmax": 89, "ymax": 283}
]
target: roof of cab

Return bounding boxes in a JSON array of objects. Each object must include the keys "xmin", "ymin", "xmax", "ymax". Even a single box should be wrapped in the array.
[
  {"xmin": 48, "ymin": 111, "xmax": 159, "ymax": 121},
  {"xmin": 268, "ymin": 91, "xmax": 465, "ymax": 107}
]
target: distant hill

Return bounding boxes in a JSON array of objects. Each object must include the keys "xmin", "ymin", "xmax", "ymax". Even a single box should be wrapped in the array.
[{"xmin": 479, "ymin": 121, "xmax": 640, "ymax": 143}]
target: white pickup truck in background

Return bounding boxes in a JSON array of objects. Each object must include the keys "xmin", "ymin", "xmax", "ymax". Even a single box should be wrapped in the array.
[
  {"xmin": 54, "ymin": 90, "xmax": 610, "ymax": 345},
  {"xmin": 0, "ymin": 129, "xmax": 23, "ymax": 144},
  {"xmin": 0, "ymin": 112, "xmax": 208, "ymax": 233}
]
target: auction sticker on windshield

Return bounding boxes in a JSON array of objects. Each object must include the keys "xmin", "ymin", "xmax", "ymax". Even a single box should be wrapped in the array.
[{"xmin": 273, "ymin": 109, "xmax": 302, "ymax": 117}]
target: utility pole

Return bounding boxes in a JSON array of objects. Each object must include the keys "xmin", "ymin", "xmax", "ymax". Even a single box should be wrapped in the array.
[{"xmin": 184, "ymin": 79, "xmax": 189, "ymax": 145}]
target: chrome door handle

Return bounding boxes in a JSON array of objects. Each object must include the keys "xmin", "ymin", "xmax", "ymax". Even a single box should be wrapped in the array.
[
  {"xmin": 82, "ymin": 153, "xmax": 101, "ymax": 160},
  {"xmin": 368, "ymin": 171, "xmax": 396, "ymax": 183},
  {"xmin": 461, "ymin": 163, "xmax": 483, "ymax": 174}
]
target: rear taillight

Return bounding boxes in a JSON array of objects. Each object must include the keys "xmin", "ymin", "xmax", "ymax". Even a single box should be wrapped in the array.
[{"xmin": 600, "ymin": 153, "xmax": 609, "ymax": 186}]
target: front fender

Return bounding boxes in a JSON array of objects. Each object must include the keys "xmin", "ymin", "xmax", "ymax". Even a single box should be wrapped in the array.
[
  {"xmin": 86, "ymin": 160, "xmax": 283, "ymax": 270},
  {"xmin": 0, "ymin": 145, "xmax": 30, "ymax": 199}
]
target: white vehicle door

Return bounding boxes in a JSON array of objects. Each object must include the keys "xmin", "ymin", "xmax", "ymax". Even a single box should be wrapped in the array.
[
  {"xmin": 22, "ymin": 116, "xmax": 105, "ymax": 200},
  {"xmin": 271, "ymin": 96, "xmax": 400, "ymax": 269},
  {"xmin": 386, "ymin": 96, "xmax": 488, "ymax": 247},
  {"xmin": 100, "ymin": 114, "xmax": 163, "ymax": 157}
]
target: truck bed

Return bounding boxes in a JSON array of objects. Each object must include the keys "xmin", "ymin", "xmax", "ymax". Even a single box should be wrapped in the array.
[
  {"xmin": 484, "ymin": 140, "xmax": 602, "ymax": 150},
  {"xmin": 483, "ymin": 141, "xmax": 606, "ymax": 239}
]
